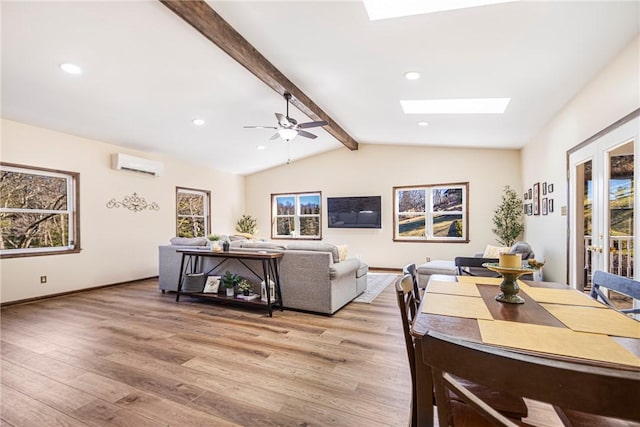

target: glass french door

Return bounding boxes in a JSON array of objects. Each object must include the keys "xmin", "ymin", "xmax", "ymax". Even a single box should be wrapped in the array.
[{"xmin": 569, "ymin": 115, "xmax": 638, "ymax": 309}]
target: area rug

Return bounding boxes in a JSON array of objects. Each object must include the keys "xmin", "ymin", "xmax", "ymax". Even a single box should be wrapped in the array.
[{"xmin": 353, "ymin": 273, "xmax": 398, "ymax": 303}]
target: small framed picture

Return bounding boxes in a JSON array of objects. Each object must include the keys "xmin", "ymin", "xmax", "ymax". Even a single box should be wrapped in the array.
[
  {"xmin": 528, "ymin": 188, "xmax": 532, "ymax": 199},
  {"xmin": 542, "ymin": 182, "xmax": 547, "ymax": 195},
  {"xmin": 548, "ymin": 184, "xmax": 554, "ymax": 193},
  {"xmin": 542, "ymin": 197, "xmax": 548, "ymax": 215},
  {"xmin": 524, "ymin": 192, "xmax": 528, "ymax": 200},
  {"xmin": 533, "ymin": 183, "xmax": 540, "ymax": 215},
  {"xmin": 203, "ymin": 275, "xmax": 221, "ymax": 293},
  {"xmin": 549, "ymin": 199, "xmax": 554, "ymax": 213},
  {"xmin": 526, "ymin": 203, "xmax": 532, "ymax": 216}
]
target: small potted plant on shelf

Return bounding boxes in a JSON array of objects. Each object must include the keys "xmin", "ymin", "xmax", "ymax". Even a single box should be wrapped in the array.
[
  {"xmin": 221, "ymin": 271, "xmax": 241, "ymax": 297},
  {"xmin": 207, "ymin": 234, "xmax": 221, "ymax": 252},
  {"xmin": 237, "ymin": 279, "xmax": 253, "ymax": 296}
]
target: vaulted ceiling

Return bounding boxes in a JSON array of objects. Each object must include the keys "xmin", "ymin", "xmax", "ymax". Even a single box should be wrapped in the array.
[{"xmin": 2, "ymin": 1, "xmax": 638, "ymax": 175}]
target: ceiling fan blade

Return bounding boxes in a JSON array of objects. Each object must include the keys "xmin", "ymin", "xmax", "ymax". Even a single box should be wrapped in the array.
[
  {"xmin": 244, "ymin": 125, "xmax": 278, "ymax": 129},
  {"xmin": 275, "ymin": 113, "xmax": 291, "ymax": 127},
  {"xmin": 269, "ymin": 133, "xmax": 281, "ymax": 140},
  {"xmin": 297, "ymin": 120, "xmax": 328, "ymax": 129},
  {"xmin": 297, "ymin": 130, "xmax": 318, "ymax": 139}
]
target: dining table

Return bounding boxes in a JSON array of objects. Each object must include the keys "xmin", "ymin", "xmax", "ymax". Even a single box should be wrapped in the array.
[{"xmin": 410, "ymin": 274, "xmax": 640, "ymax": 427}]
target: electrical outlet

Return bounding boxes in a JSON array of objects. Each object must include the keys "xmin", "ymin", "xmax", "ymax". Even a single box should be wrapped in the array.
[
  {"xmin": 40, "ymin": 276, "xmax": 47, "ymax": 284},
  {"xmin": 425, "ymin": 256, "xmax": 431, "ymax": 262}
]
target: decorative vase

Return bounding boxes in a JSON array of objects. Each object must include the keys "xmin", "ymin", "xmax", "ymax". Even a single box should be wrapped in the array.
[
  {"xmin": 225, "ymin": 287, "xmax": 234, "ymax": 297},
  {"xmin": 222, "ymin": 241, "xmax": 230, "ymax": 252},
  {"xmin": 243, "ymin": 289, "xmax": 250, "ymax": 296}
]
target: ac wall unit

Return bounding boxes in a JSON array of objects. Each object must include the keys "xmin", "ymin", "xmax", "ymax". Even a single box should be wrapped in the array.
[{"xmin": 111, "ymin": 153, "xmax": 163, "ymax": 176}]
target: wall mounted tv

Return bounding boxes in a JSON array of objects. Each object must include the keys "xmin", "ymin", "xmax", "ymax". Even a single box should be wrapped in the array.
[{"xmin": 327, "ymin": 196, "xmax": 382, "ymax": 229}]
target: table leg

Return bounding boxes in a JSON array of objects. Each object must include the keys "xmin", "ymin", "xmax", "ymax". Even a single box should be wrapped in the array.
[
  {"xmin": 176, "ymin": 253, "xmax": 187, "ymax": 302},
  {"xmin": 271, "ymin": 259, "xmax": 283, "ymax": 311},
  {"xmin": 414, "ymin": 336, "xmax": 434, "ymax": 427},
  {"xmin": 261, "ymin": 259, "xmax": 272, "ymax": 317}
]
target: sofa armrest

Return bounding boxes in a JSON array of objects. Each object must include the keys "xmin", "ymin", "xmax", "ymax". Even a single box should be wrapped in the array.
[{"xmin": 330, "ymin": 257, "xmax": 360, "ymax": 280}]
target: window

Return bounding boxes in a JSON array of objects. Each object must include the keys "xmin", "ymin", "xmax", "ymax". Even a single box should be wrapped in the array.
[
  {"xmin": 176, "ymin": 187, "xmax": 210, "ymax": 238},
  {"xmin": 272, "ymin": 192, "xmax": 321, "ymax": 239},
  {"xmin": 393, "ymin": 182, "xmax": 468, "ymax": 242},
  {"xmin": 0, "ymin": 163, "xmax": 79, "ymax": 258}
]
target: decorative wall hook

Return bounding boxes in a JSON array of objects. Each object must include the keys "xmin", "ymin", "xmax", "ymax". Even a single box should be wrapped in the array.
[{"xmin": 106, "ymin": 192, "xmax": 159, "ymax": 212}]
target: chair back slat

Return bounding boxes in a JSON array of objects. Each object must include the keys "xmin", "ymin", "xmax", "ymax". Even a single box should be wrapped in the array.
[{"xmin": 591, "ymin": 270, "xmax": 640, "ymax": 314}]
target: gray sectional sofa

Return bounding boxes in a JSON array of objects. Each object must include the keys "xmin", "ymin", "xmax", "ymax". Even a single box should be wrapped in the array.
[{"xmin": 158, "ymin": 238, "xmax": 368, "ymax": 315}]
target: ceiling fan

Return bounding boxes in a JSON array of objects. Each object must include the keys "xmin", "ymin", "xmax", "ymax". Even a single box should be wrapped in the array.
[{"xmin": 244, "ymin": 92, "xmax": 328, "ymax": 141}]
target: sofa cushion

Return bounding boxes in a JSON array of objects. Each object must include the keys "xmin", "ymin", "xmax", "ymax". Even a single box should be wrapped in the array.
[
  {"xmin": 239, "ymin": 241, "xmax": 286, "ymax": 250},
  {"xmin": 287, "ymin": 242, "xmax": 340, "ymax": 263},
  {"xmin": 169, "ymin": 237, "xmax": 209, "ymax": 246},
  {"xmin": 356, "ymin": 262, "xmax": 369, "ymax": 278}
]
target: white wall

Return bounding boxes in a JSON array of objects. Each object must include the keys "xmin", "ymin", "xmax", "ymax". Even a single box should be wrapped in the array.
[
  {"xmin": 521, "ymin": 35, "xmax": 639, "ymax": 284},
  {"xmin": 0, "ymin": 119, "xmax": 245, "ymax": 303},
  {"xmin": 245, "ymin": 143, "xmax": 521, "ymax": 269}
]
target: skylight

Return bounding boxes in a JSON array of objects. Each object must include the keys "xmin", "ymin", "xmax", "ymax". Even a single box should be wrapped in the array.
[
  {"xmin": 401, "ymin": 98, "xmax": 511, "ymax": 114},
  {"xmin": 363, "ymin": 0, "xmax": 518, "ymax": 21}
]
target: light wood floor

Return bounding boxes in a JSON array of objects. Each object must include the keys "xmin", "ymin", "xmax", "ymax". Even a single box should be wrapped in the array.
[{"xmin": 1, "ymin": 277, "xmax": 561, "ymax": 426}]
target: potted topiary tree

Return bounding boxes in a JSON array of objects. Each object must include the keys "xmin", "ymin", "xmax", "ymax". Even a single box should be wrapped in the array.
[{"xmin": 492, "ymin": 185, "xmax": 524, "ymax": 247}]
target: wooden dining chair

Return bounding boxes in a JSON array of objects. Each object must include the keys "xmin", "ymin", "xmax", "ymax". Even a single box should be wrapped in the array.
[
  {"xmin": 423, "ymin": 330, "xmax": 640, "ymax": 427},
  {"xmin": 403, "ymin": 263, "xmax": 421, "ymax": 307},
  {"xmin": 590, "ymin": 270, "xmax": 640, "ymax": 314},
  {"xmin": 394, "ymin": 275, "xmax": 527, "ymax": 426}
]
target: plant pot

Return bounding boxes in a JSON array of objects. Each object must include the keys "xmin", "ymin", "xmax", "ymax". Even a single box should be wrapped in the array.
[
  {"xmin": 243, "ymin": 290, "xmax": 250, "ymax": 296},
  {"xmin": 225, "ymin": 287, "xmax": 234, "ymax": 297}
]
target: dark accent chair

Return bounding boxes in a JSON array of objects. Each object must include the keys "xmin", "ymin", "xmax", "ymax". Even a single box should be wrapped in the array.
[
  {"xmin": 591, "ymin": 270, "xmax": 640, "ymax": 314},
  {"xmin": 394, "ymin": 275, "xmax": 527, "ymax": 426},
  {"xmin": 424, "ymin": 331, "xmax": 640, "ymax": 426},
  {"xmin": 454, "ymin": 257, "xmax": 500, "ymax": 277}
]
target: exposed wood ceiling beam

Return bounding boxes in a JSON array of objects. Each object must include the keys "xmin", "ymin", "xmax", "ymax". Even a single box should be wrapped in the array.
[{"xmin": 160, "ymin": 0, "xmax": 358, "ymax": 151}]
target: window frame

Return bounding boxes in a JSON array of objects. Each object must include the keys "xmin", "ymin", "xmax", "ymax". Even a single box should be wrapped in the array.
[
  {"xmin": 393, "ymin": 182, "xmax": 469, "ymax": 243},
  {"xmin": 175, "ymin": 187, "xmax": 211, "ymax": 238},
  {"xmin": 0, "ymin": 162, "xmax": 80, "ymax": 258},
  {"xmin": 271, "ymin": 191, "xmax": 322, "ymax": 240}
]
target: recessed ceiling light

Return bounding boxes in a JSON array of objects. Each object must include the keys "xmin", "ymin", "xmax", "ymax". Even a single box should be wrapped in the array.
[
  {"xmin": 404, "ymin": 71, "xmax": 420, "ymax": 80},
  {"xmin": 59, "ymin": 63, "xmax": 82, "ymax": 75},
  {"xmin": 363, "ymin": 0, "xmax": 519, "ymax": 21},
  {"xmin": 257, "ymin": 145, "xmax": 265, "ymax": 150},
  {"xmin": 192, "ymin": 118, "xmax": 205, "ymax": 126},
  {"xmin": 401, "ymin": 98, "xmax": 511, "ymax": 114},
  {"xmin": 418, "ymin": 121, "xmax": 429, "ymax": 127}
]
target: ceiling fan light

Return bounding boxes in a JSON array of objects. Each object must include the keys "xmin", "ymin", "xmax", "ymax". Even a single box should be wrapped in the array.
[{"xmin": 278, "ymin": 128, "xmax": 298, "ymax": 141}]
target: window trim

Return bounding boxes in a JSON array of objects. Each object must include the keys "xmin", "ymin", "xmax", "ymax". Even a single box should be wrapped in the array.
[
  {"xmin": 271, "ymin": 191, "xmax": 322, "ymax": 240},
  {"xmin": 393, "ymin": 181, "xmax": 469, "ymax": 243},
  {"xmin": 175, "ymin": 187, "xmax": 211, "ymax": 238},
  {"xmin": 0, "ymin": 162, "xmax": 80, "ymax": 258}
]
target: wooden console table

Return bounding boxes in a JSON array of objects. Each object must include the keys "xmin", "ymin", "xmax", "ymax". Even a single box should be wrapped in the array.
[{"xmin": 176, "ymin": 249, "xmax": 284, "ymax": 317}]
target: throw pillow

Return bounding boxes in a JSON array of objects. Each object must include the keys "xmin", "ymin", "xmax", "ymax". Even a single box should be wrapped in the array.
[
  {"xmin": 483, "ymin": 244, "xmax": 510, "ymax": 258},
  {"xmin": 235, "ymin": 232, "xmax": 254, "ymax": 239},
  {"xmin": 337, "ymin": 244, "xmax": 349, "ymax": 262},
  {"xmin": 169, "ymin": 237, "xmax": 209, "ymax": 246},
  {"xmin": 287, "ymin": 242, "xmax": 340, "ymax": 263}
]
